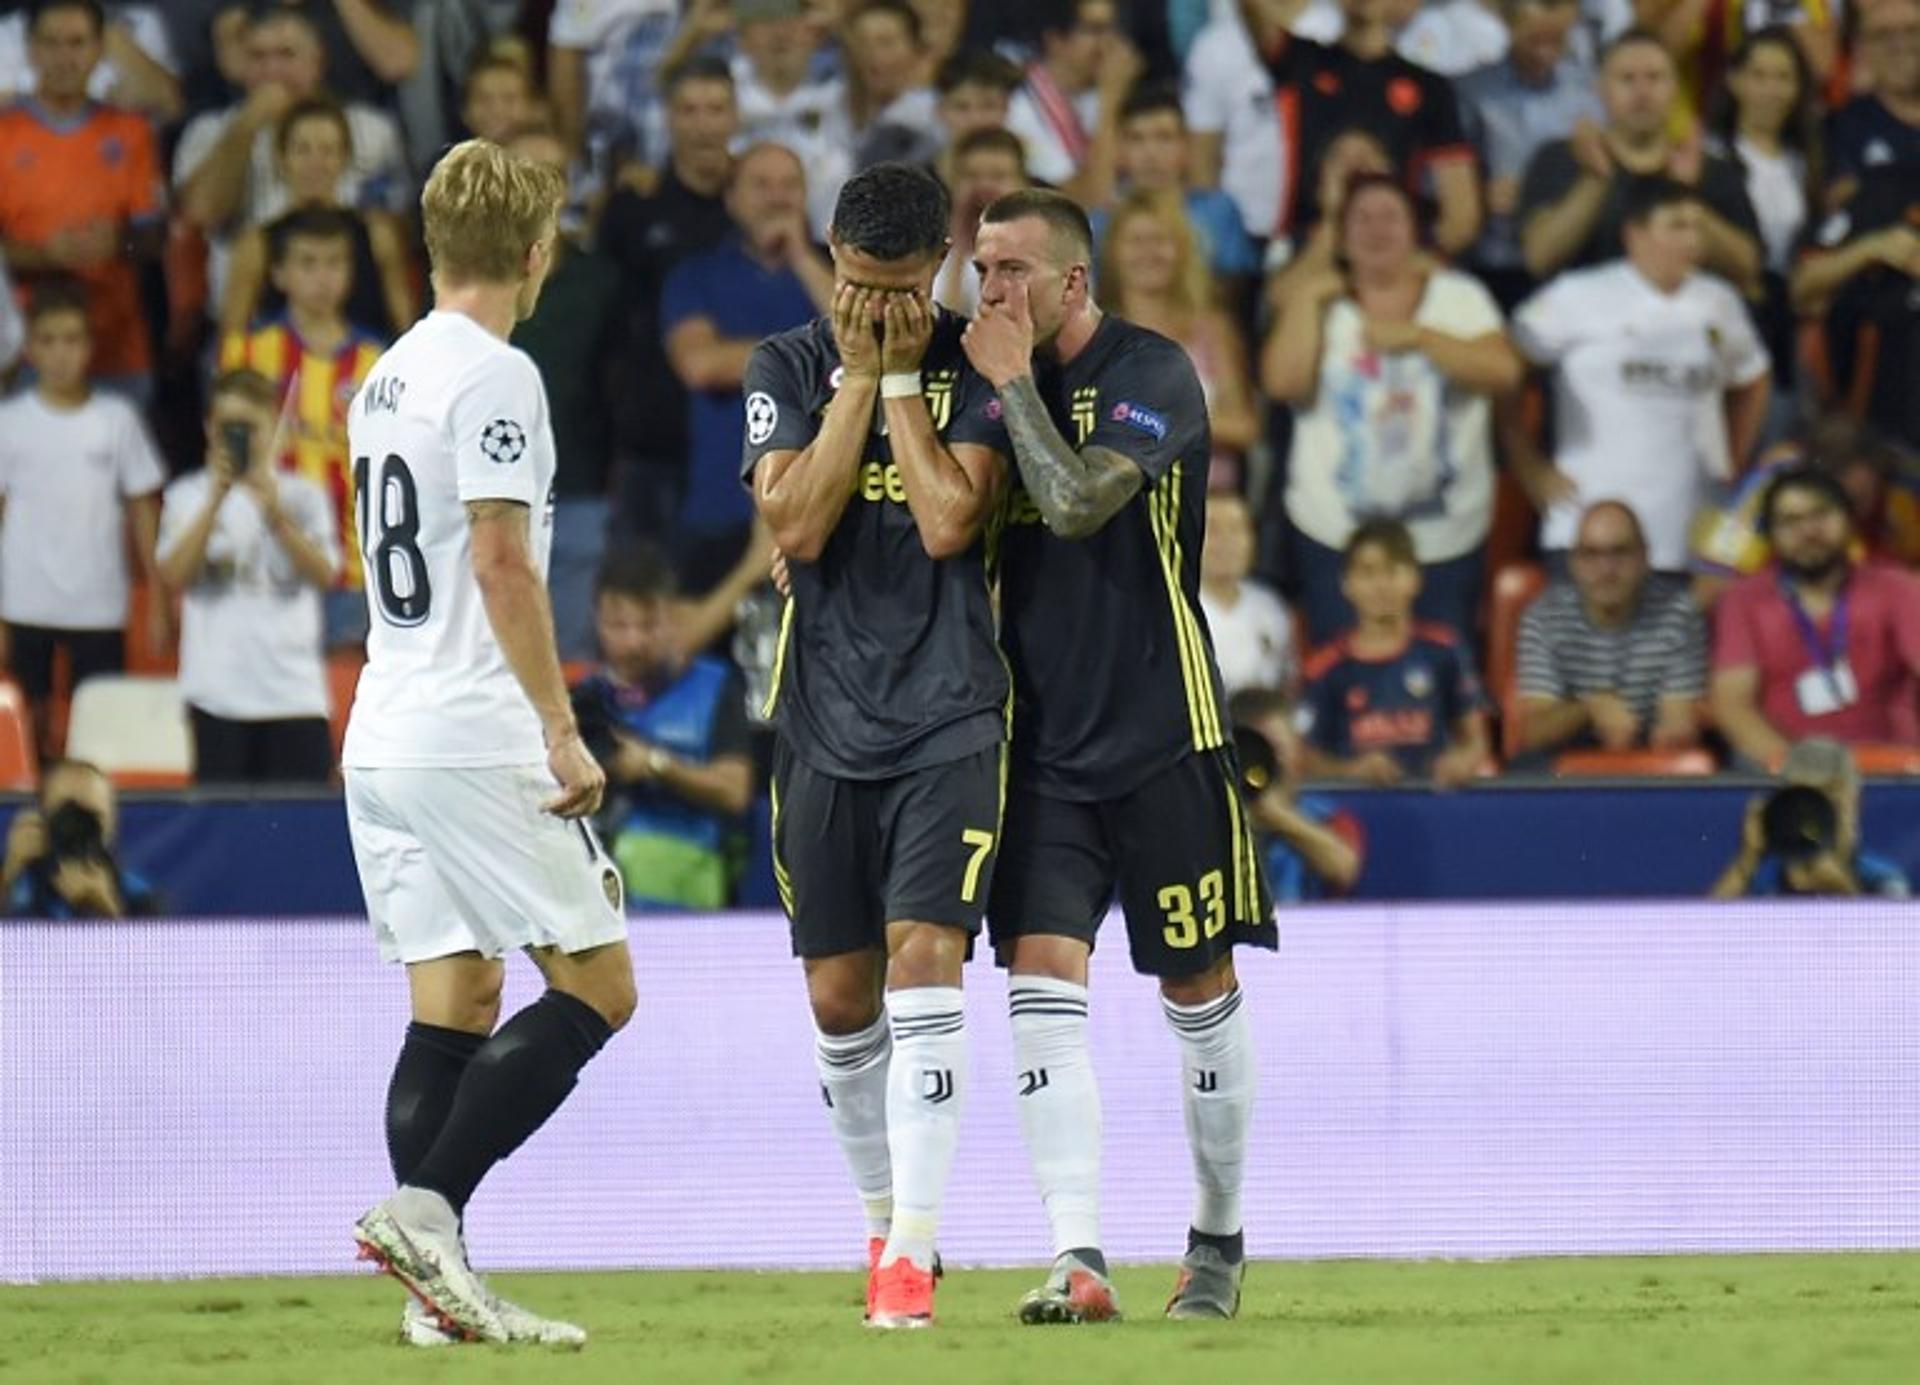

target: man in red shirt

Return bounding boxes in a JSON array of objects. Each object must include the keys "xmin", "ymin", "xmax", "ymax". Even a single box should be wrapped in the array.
[
  {"xmin": 0, "ymin": 0, "xmax": 165, "ymax": 399},
  {"xmin": 1711, "ymin": 466, "xmax": 1920, "ymax": 768}
]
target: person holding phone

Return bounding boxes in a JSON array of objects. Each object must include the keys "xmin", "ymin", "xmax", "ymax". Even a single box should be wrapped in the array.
[{"xmin": 157, "ymin": 367, "xmax": 340, "ymax": 784}]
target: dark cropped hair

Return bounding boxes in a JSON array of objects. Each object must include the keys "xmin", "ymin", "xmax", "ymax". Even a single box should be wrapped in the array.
[
  {"xmin": 1759, "ymin": 466, "xmax": 1855, "ymax": 537},
  {"xmin": 28, "ymin": 0, "xmax": 104, "ymax": 34},
  {"xmin": 276, "ymin": 97, "xmax": 353, "ymax": 157},
  {"xmin": 954, "ymin": 126, "xmax": 1027, "ymax": 167},
  {"xmin": 936, "ymin": 47, "xmax": 1022, "ymax": 96},
  {"xmin": 26, "ymin": 277, "xmax": 88, "ymax": 324},
  {"xmin": 831, "ymin": 162, "xmax": 951, "ymax": 261},
  {"xmin": 1120, "ymin": 79, "xmax": 1185, "ymax": 126},
  {"xmin": 595, "ymin": 544, "xmax": 679, "ymax": 603},
  {"xmin": 1620, "ymin": 175, "xmax": 1702, "ymax": 228},
  {"xmin": 272, "ymin": 206, "xmax": 359, "ymax": 263},
  {"xmin": 1342, "ymin": 518, "xmax": 1418, "ymax": 571},
  {"xmin": 980, "ymin": 187, "xmax": 1094, "ymax": 266},
  {"xmin": 665, "ymin": 55, "xmax": 735, "ymax": 98}
]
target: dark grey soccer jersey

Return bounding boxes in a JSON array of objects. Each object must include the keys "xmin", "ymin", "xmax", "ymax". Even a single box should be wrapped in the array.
[
  {"xmin": 997, "ymin": 314, "xmax": 1228, "ymax": 801},
  {"xmin": 741, "ymin": 312, "xmax": 1011, "ymax": 780}
]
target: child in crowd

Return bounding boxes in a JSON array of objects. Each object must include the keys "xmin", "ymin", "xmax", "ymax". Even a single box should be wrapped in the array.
[
  {"xmin": 219, "ymin": 207, "xmax": 383, "ymax": 648},
  {"xmin": 1298, "ymin": 519, "xmax": 1491, "ymax": 788},
  {"xmin": 0, "ymin": 284, "xmax": 166, "ymax": 758}
]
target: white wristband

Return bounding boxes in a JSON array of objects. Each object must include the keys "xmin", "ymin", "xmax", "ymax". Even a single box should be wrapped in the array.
[{"xmin": 880, "ymin": 371, "xmax": 922, "ymax": 398}]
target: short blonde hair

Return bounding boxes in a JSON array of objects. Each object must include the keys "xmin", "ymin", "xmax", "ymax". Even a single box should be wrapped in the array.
[{"xmin": 420, "ymin": 138, "xmax": 565, "ymax": 286}]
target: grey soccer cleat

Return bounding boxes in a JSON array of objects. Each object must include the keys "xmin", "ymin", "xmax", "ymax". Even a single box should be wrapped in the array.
[
  {"xmin": 1165, "ymin": 1245, "xmax": 1243, "ymax": 1320},
  {"xmin": 401, "ymin": 1290, "xmax": 587, "ymax": 1349},
  {"xmin": 1018, "ymin": 1252, "xmax": 1122, "ymax": 1325},
  {"xmin": 354, "ymin": 1188, "xmax": 508, "ymax": 1344}
]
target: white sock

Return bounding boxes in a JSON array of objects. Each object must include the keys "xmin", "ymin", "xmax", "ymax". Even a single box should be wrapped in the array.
[
  {"xmin": 880, "ymin": 986, "xmax": 968, "ymax": 1271},
  {"xmin": 814, "ymin": 1015, "xmax": 894, "ymax": 1240},
  {"xmin": 1009, "ymin": 976, "xmax": 1102, "ymax": 1257},
  {"xmin": 1163, "ymin": 987, "xmax": 1255, "ymax": 1238}
]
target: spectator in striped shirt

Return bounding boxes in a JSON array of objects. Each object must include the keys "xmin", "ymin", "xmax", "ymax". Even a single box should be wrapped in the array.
[{"xmin": 1513, "ymin": 499, "xmax": 1708, "ymax": 762}]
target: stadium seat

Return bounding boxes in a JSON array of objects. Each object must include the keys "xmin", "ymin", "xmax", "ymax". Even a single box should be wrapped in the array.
[
  {"xmin": 1551, "ymin": 748, "xmax": 1718, "ymax": 778},
  {"xmin": 0, "ymin": 681, "xmax": 37, "ymax": 790},
  {"xmin": 1851, "ymin": 745, "xmax": 1920, "ymax": 777},
  {"xmin": 563, "ymin": 660, "xmax": 595, "ymax": 688},
  {"xmin": 125, "ymin": 581, "xmax": 180, "ymax": 676},
  {"xmin": 327, "ymin": 651, "xmax": 365, "ymax": 758},
  {"xmin": 1486, "ymin": 562, "xmax": 1548, "ymax": 759},
  {"xmin": 65, "ymin": 676, "xmax": 192, "ymax": 788}
]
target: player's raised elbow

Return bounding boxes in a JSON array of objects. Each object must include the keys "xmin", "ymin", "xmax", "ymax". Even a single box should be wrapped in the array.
[{"xmin": 916, "ymin": 515, "xmax": 978, "ymax": 561}]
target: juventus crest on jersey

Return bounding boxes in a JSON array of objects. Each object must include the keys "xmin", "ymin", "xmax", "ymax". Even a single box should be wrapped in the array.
[{"xmin": 342, "ymin": 311, "xmax": 558, "ymax": 770}]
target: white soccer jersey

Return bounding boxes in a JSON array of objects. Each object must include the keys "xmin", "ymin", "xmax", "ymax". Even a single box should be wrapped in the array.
[
  {"xmin": 342, "ymin": 311, "xmax": 557, "ymax": 769},
  {"xmin": 1512, "ymin": 262, "xmax": 1770, "ymax": 570}
]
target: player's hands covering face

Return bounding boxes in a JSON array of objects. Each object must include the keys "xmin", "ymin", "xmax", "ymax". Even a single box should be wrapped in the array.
[
  {"xmin": 879, "ymin": 290, "xmax": 934, "ymax": 373},
  {"xmin": 961, "ymin": 278, "xmax": 1034, "ymax": 389},
  {"xmin": 831, "ymin": 284, "xmax": 883, "ymax": 379}
]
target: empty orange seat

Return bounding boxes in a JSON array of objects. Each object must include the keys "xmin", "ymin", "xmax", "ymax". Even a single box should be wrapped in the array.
[
  {"xmin": 0, "ymin": 682, "xmax": 37, "ymax": 790},
  {"xmin": 1552, "ymin": 748, "xmax": 1719, "ymax": 778},
  {"xmin": 1850, "ymin": 744, "xmax": 1920, "ymax": 776}
]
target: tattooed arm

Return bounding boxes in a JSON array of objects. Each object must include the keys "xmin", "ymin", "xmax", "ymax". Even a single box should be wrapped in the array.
[
  {"xmin": 963, "ymin": 287, "xmax": 1144, "ymax": 541},
  {"xmin": 994, "ymin": 374, "xmax": 1143, "ymax": 540}
]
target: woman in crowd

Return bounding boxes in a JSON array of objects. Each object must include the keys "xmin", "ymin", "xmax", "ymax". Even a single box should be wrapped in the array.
[
  {"xmin": 1707, "ymin": 25, "xmax": 1821, "ymax": 424},
  {"xmin": 220, "ymin": 99, "xmax": 415, "ymax": 340},
  {"xmin": 1098, "ymin": 189, "xmax": 1260, "ymax": 487},
  {"xmin": 1262, "ymin": 173, "xmax": 1523, "ymax": 644}
]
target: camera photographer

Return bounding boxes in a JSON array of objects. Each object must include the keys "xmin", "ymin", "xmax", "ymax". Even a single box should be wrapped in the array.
[
  {"xmin": 1231, "ymin": 690, "xmax": 1365, "ymax": 903},
  {"xmin": 1710, "ymin": 739, "xmax": 1911, "ymax": 899},
  {"xmin": 3, "ymin": 760, "xmax": 157, "ymax": 919}
]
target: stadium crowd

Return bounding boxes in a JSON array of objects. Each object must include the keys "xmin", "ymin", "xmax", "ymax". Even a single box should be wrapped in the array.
[{"xmin": 0, "ymin": 0, "xmax": 1917, "ymax": 910}]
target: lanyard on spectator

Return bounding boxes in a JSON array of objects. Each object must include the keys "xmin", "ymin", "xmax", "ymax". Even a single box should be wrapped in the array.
[{"xmin": 1780, "ymin": 576, "xmax": 1851, "ymax": 700}]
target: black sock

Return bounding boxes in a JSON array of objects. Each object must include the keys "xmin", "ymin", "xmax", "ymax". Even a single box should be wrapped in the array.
[
  {"xmin": 407, "ymin": 991, "xmax": 613, "ymax": 1214},
  {"xmin": 385, "ymin": 1022, "xmax": 488, "ymax": 1185},
  {"xmin": 1189, "ymin": 1228, "xmax": 1245, "ymax": 1265}
]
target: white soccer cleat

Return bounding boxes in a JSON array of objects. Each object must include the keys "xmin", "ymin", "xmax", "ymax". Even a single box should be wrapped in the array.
[
  {"xmin": 486, "ymin": 1289, "xmax": 588, "ymax": 1348},
  {"xmin": 400, "ymin": 1297, "xmax": 461, "ymax": 1348},
  {"xmin": 354, "ymin": 1188, "xmax": 508, "ymax": 1344}
]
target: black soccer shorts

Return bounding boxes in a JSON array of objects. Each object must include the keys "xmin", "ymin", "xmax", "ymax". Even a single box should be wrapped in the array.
[
  {"xmin": 987, "ymin": 747, "xmax": 1278, "ymax": 978},
  {"xmin": 771, "ymin": 740, "xmax": 1004, "ymax": 958}
]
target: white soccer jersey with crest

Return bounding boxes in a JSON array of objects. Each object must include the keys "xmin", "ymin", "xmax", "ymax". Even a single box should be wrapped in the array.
[{"xmin": 342, "ymin": 311, "xmax": 556, "ymax": 769}]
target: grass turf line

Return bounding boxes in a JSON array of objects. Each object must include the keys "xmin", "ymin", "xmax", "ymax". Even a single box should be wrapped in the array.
[{"xmin": 2, "ymin": 1254, "xmax": 1917, "ymax": 1385}]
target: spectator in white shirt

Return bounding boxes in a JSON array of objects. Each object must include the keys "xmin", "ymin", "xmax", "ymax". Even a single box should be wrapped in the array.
[
  {"xmin": 845, "ymin": 0, "xmax": 944, "ymax": 167},
  {"xmin": 174, "ymin": 5, "xmax": 408, "ymax": 314},
  {"xmin": 932, "ymin": 46, "xmax": 1021, "ymax": 188},
  {"xmin": 157, "ymin": 369, "xmax": 339, "ymax": 785},
  {"xmin": 0, "ymin": 284, "xmax": 166, "ymax": 758},
  {"xmin": 1183, "ymin": 0, "xmax": 1287, "ymax": 245},
  {"xmin": 546, "ymin": 0, "xmax": 680, "ymax": 174},
  {"xmin": 1006, "ymin": 0, "xmax": 1140, "ymax": 206},
  {"xmin": 1201, "ymin": 491, "xmax": 1298, "ymax": 697},
  {"xmin": 1264, "ymin": 172, "xmax": 1523, "ymax": 643},
  {"xmin": 935, "ymin": 126, "xmax": 1029, "ymax": 313},
  {"xmin": 733, "ymin": 0, "xmax": 851, "ymax": 237},
  {"xmin": 1506, "ymin": 177, "xmax": 1773, "ymax": 578}
]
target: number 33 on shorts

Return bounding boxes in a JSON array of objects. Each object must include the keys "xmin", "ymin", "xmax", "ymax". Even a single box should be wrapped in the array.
[{"xmin": 1158, "ymin": 869, "xmax": 1227, "ymax": 949}]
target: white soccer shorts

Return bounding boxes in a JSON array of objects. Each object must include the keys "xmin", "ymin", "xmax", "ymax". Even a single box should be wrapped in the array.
[{"xmin": 345, "ymin": 765, "xmax": 629, "ymax": 965}]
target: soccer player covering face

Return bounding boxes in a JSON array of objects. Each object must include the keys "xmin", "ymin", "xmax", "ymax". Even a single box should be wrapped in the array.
[
  {"xmin": 743, "ymin": 163, "xmax": 1012, "ymax": 1330},
  {"xmin": 343, "ymin": 140, "xmax": 637, "ymax": 1348},
  {"xmin": 961, "ymin": 189, "xmax": 1276, "ymax": 1324}
]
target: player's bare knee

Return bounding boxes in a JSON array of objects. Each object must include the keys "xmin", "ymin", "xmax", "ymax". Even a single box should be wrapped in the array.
[
  {"xmin": 1161, "ymin": 956, "xmax": 1237, "ymax": 1007},
  {"xmin": 1006, "ymin": 933, "xmax": 1090, "ymax": 985},
  {"xmin": 885, "ymin": 921, "xmax": 967, "ymax": 990},
  {"xmin": 804, "ymin": 952, "xmax": 884, "ymax": 1033}
]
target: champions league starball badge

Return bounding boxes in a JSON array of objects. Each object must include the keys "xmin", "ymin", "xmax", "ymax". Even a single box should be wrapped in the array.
[{"xmin": 480, "ymin": 418, "xmax": 527, "ymax": 465}]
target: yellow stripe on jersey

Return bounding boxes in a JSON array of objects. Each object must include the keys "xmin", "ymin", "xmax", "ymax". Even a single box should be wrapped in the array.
[
  {"xmin": 768, "ymin": 772, "xmax": 794, "ymax": 917},
  {"xmin": 1221, "ymin": 759, "xmax": 1254, "ymax": 924},
  {"xmin": 761, "ymin": 596, "xmax": 796, "ymax": 721},
  {"xmin": 1148, "ymin": 463, "xmax": 1225, "ymax": 752}
]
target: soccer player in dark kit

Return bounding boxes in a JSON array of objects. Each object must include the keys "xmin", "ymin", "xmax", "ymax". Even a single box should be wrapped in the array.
[
  {"xmin": 961, "ymin": 187, "xmax": 1276, "ymax": 1324},
  {"xmin": 741, "ymin": 162, "xmax": 1012, "ymax": 1330}
]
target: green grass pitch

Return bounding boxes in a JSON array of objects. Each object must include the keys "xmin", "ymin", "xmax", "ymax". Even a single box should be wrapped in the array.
[{"xmin": 3, "ymin": 1255, "xmax": 1917, "ymax": 1384}]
